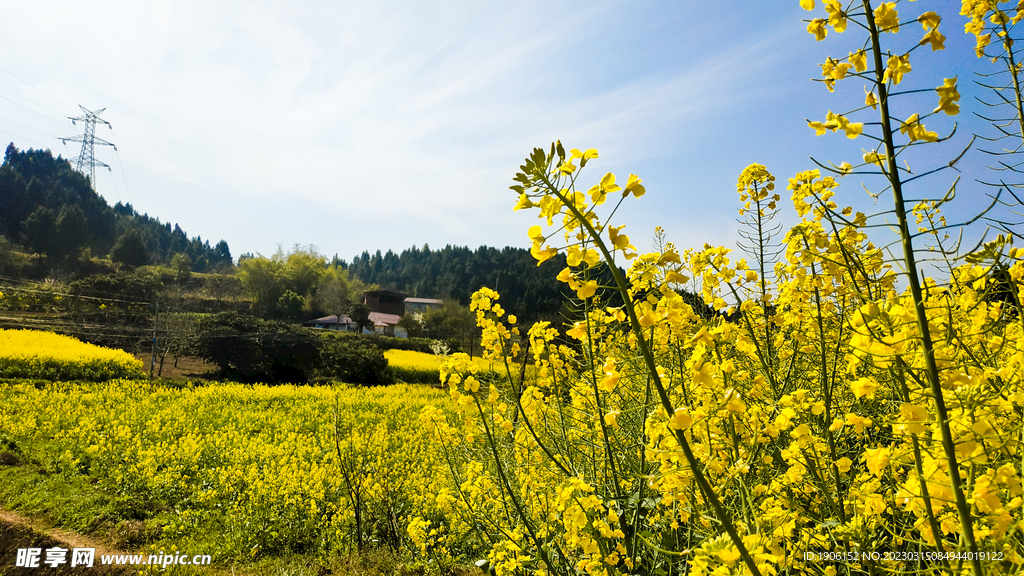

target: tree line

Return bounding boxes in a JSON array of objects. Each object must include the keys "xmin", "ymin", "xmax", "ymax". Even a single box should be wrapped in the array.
[{"xmin": 341, "ymin": 244, "xmax": 570, "ymax": 322}]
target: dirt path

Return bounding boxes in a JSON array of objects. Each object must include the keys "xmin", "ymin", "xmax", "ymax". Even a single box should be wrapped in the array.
[
  {"xmin": 0, "ymin": 507, "xmax": 260, "ymax": 575},
  {"xmin": 0, "ymin": 507, "xmax": 134, "ymax": 574},
  {"xmin": 0, "ymin": 507, "xmax": 126, "ymax": 558}
]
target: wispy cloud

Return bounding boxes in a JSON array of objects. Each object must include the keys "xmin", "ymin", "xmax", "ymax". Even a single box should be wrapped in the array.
[{"xmin": 6, "ymin": 1, "xmax": 976, "ymax": 262}]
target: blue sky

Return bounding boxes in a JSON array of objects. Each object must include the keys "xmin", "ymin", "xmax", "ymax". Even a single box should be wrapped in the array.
[{"xmin": 0, "ymin": 1, "xmax": 1005, "ymax": 266}]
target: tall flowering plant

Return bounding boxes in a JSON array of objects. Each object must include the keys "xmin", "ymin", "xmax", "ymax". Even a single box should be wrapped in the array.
[{"xmin": 418, "ymin": 2, "xmax": 1024, "ymax": 575}]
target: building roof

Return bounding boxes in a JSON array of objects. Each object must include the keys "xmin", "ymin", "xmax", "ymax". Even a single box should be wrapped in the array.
[
  {"xmin": 369, "ymin": 311, "xmax": 402, "ymax": 327},
  {"xmin": 304, "ymin": 314, "xmax": 353, "ymax": 326},
  {"xmin": 405, "ymin": 297, "xmax": 443, "ymax": 305},
  {"xmin": 364, "ymin": 289, "xmax": 408, "ymax": 299}
]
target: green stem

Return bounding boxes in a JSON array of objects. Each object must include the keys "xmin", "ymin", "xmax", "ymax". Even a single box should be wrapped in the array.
[
  {"xmin": 473, "ymin": 393, "xmax": 562, "ymax": 576},
  {"xmin": 862, "ymin": 2, "xmax": 982, "ymax": 572},
  {"xmin": 998, "ymin": 19, "xmax": 1024, "ymax": 151},
  {"xmin": 538, "ymin": 171, "xmax": 763, "ymax": 576}
]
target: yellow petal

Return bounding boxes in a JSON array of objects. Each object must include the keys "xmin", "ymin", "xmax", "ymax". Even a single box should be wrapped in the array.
[
  {"xmin": 668, "ymin": 409, "xmax": 694, "ymax": 430},
  {"xmin": 577, "ymin": 280, "xmax": 598, "ymax": 299},
  {"xmin": 513, "ymin": 193, "xmax": 535, "ymax": 211},
  {"xmin": 624, "ymin": 173, "xmax": 645, "ymax": 197}
]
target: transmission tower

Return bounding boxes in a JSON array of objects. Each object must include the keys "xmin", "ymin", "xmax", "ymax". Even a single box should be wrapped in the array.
[{"xmin": 59, "ymin": 105, "xmax": 116, "ymax": 189}]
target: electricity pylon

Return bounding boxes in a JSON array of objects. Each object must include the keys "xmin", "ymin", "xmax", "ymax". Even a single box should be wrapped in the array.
[{"xmin": 59, "ymin": 105, "xmax": 116, "ymax": 189}]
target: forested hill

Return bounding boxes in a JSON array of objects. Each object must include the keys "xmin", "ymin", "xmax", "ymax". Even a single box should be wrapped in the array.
[
  {"xmin": 0, "ymin": 144, "xmax": 231, "ymax": 272},
  {"xmin": 345, "ymin": 245, "xmax": 570, "ymax": 320}
]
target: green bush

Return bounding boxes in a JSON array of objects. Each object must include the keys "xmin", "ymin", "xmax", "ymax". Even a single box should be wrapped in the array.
[
  {"xmin": 313, "ymin": 331, "xmax": 439, "ymax": 354},
  {"xmin": 191, "ymin": 312, "xmax": 318, "ymax": 383},
  {"xmin": 316, "ymin": 334, "xmax": 389, "ymax": 385}
]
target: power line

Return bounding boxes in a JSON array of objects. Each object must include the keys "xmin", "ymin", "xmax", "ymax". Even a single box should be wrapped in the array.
[
  {"xmin": 0, "ymin": 127, "xmax": 46, "ymax": 149},
  {"xmin": 114, "ymin": 147, "xmax": 134, "ymax": 205},
  {"xmin": 0, "ymin": 38, "xmax": 88, "ymax": 108},
  {"xmin": 100, "ymin": 162, "xmax": 122, "ymax": 204},
  {"xmin": 0, "ymin": 113, "xmax": 61, "ymax": 140},
  {"xmin": 0, "ymin": 275, "xmax": 153, "ymax": 306},
  {"xmin": 0, "ymin": 91, "xmax": 69, "ymax": 128},
  {"xmin": 0, "ymin": 81, "xmax": 71, "ymax": 119},
  {"xmin": 0, "ymin": 66, "xmax": 78, "ymax": 110}
]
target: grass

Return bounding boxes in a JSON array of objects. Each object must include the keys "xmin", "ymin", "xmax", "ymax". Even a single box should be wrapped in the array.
[{"xmin": 0, "ymin": 451, "xmax": 130, "ymax": 536}]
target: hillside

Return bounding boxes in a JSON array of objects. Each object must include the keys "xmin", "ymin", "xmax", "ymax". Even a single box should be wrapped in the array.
[{"xmin": 0, "ymin": 144, "xmax": 231, "ymax": 278}]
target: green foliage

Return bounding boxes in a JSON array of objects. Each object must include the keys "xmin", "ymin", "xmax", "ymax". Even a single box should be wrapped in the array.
[
  {"xmin": 320, "ymin": 331, "xmax": 436, "ymax": 354},
  {"xmin": 188, "ymin": 311, "xmax": 392, "ymax": 385},
  {"xmin": 68, "ymin": 270, "xmax": 162, "ymax": 302},
  {"xmin": 238, "ymin": 254, "xmax": 285, "ymax": 315},
  {"xmin": 310, "ymin": 264, "xmax": 369, "ymax": 318},
  {"xmin": 384, "ymin": 365, "xmax": 437, "ymax": 384},
  {"xmin": 169, "ymin": 253, "xmax": 192, "ymax": 284},
  {"xmin": 191, "ymin": 311, "xmax": 318, "ymax": 383},
  {"xmin": 397, "ymin": 312, "xmax": 425, "ymax": 338},
  {"xmin": 21, "ymin": 206, "xmax": 56, "ymax": 256},
  {"xmin": 347, "ymin": 302, "xmax": 373, "ymax": 333},
  {"xmin": 239, "ymin": 246, "xmax": 371, "ymax": 318},
  {"xmin": 316, "ymin": 334, "xmax": 389, "ymax": 385},
  {"xmin": 282, "ymin": 247, "xmax": 326, "ymax": 298},
  {"xmin": 0, "ymin": 238, "xmax": 44, "ymax": 279},
  {"xmin": 54, "ymin": 204, "xmax": 89, "ymax": 261},
  {"xmin": 345, "ymin": 244, "xmax": 568, "ymax": 323},
  {"xmin": 421, "ymin": 303, "xmax": 474, "ymax": 341},
  {"xmin": 200, "ymin": 273, "xmax": 243, "ymax": 303},
  {"xmin": 277, "ymin": 289, "xmax": 305, "ymax": 318},
  {"xmin": 110, "ymin": 228, "xmax": 148, "ymax": 267},
  {"xmin": 0, "ymin": 145, "xmax": 231, "ymax": 272}
]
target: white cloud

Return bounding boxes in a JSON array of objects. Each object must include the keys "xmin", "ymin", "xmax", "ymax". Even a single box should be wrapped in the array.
[{"xmin": 7, "ymin": 1, "xmax": 979, "ymax": 263}]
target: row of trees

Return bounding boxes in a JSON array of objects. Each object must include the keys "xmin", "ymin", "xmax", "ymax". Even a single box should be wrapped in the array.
[{"xmin": 238, "ymin": 246, "xmax": 374, "ymax": 319}]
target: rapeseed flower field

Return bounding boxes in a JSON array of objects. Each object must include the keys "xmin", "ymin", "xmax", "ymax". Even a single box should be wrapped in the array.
[
  {"xmin": 386, "ymin": 349, "xmax": 500, "ymax": 384},
  {"xmin": 0, "ymin": 329, "xmax": 145, "ymax": 381},
  {"xmin": 385, "ymin": 349, "xmax": 448, "ymax": 371},
  {"xmin": 0, "ymin": 380, "xmax": 475, "ymax": 567}
]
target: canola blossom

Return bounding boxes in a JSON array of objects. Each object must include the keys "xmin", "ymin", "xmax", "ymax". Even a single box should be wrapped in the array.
[
  {"xmin": 386, "ymin": 348, "xmax": 504, "ymax": 384},
  {"xmin": 0, "ymin": 329, "xmax": 144, "ymax": 381},
  {"xmin": 412, "ymin": 1, "xmax": 1024, "ymax": 571},
  {"xmin": 386, "ymin": 349, "xmax": 497, "ymax": 373},
  {"xmin": 420, "ymin": 157, "xmax": 1024, "ymax": 575}
]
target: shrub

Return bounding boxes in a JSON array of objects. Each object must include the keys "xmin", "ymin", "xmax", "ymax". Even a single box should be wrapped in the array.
[
  {"xmin": 315, "ymin": 330, "xmax": 439, "ymax": 354},
  {"xmin": 191, "ymin": 312, "xmax": 318, "ymax": 383},
  {"xmin": 68, "ymin": 270, "xmax": 161, "ymax": 302},
  {"xmin": 316, "ymin": 334, "xmax": 389, "ymax": 385}
]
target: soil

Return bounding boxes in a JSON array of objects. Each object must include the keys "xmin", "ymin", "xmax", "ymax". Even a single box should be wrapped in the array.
[
  {"xmin": 131, "ymin": 355, "xmax": 217, "ymax": 381},
  {"xmin": 0, "ymin": 508, "xmax": 134, "ymax": 575}
]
